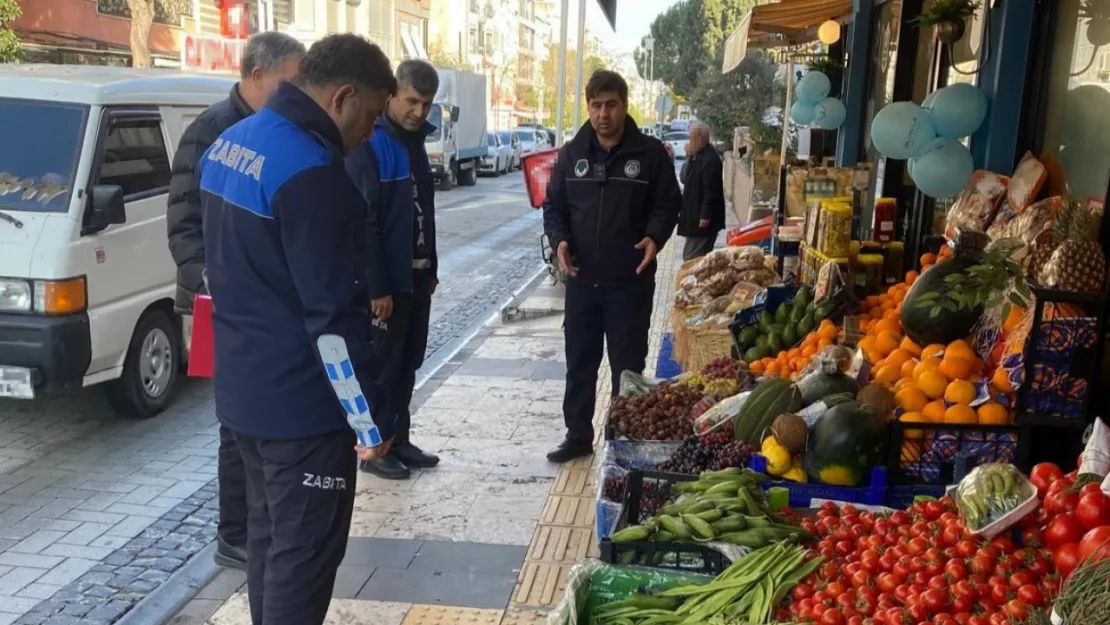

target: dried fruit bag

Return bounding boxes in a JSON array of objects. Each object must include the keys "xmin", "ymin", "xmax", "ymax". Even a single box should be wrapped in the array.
[{"xmin": 945, "ymin": 170, "xmax": 1009, "ymax": 240}]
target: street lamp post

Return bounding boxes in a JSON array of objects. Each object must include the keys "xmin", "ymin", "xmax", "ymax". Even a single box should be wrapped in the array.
[
  {"xmin": 555, "ymin": 0, "xmax": 570, "ymax": 145},
  {"xmin": 572, "ymin": 0, "xmax": 586, "ymax": 130},
  {"xmin": 643, "ymin": 36, "xmax": 655, "ymax": 130}
]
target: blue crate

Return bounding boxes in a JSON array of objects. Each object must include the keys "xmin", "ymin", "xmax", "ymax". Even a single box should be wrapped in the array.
[
  {"xmin": 885, "ymin": 484, "xmax": 947, "ymax": 510},
  {"xmin": 656, "ymin": 333, "xmax": 682, "ymax": 379},
  {"xmin": 749, "ymin": 454, "xmax": 888, "ymax": 508}
]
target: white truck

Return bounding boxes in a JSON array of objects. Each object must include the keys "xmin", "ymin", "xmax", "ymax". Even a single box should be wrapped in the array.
[{"xmin": 427, "ymin": 68, "xmax": 488, "ymax": 189}]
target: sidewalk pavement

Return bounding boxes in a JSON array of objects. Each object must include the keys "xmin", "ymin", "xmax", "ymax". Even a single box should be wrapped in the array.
[{"xmin": 172, "ymin": 240, "xmax": 681, "ymax": 625}]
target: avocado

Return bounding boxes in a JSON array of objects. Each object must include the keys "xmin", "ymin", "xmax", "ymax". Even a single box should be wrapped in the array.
[
  {"xmin": 768, "ymin": 332, "xmax": 784, "ymax": 353},
  {"xmin": 798, "ymin": 313, "xmax": 816, "ymax": 335},
  {"xmin": 783, "ymin": 324, "xmax": 799, "ymax": 346},
  {"xmin": 745, "ymin": 345, "xmax": 769, "ymax": 362},
  {"xmin": 789, "ymin": 306, "xmax": 806, "ymax": 324},
  {"xmin": 794, "ymin": 288, "xmax": 812, "ymax": 310},
  {"xmin": 755, "ymin": 335, "xmax": 769, "ymax": 349},
  {"xmin": 758, "ymin": 310, "xmax": 774, "ymax": 331},
  {"xmin": 738, "ymin": 326, "xmax": 760, "ymax": 348},
  {"xmin": 775, "ymin": 303, "xmax": 789, "ymax": 325}
]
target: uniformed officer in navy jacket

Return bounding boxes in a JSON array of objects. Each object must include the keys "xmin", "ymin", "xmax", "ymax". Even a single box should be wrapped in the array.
[
  {"xmin": 199, "ymin": 35, "xmax": 396, "ymax": 625},
  {"xmin": 346, "ymin": 59, "xmax": 441, "ymax": 480}
]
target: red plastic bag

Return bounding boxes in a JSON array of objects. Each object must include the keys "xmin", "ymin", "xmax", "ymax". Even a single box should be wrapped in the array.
[
  {"xmin": 188, "ymin": 294, "xmax": 214, "ymax": 378},
  {"xmin": 522, "ymin": 148, "xmax": 560, "ymax": 209}
]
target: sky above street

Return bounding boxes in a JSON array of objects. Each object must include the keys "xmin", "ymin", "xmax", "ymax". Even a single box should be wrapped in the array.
[{"xmin": 569, "ymin": 0, "xmax": 682, "ymax": 54}]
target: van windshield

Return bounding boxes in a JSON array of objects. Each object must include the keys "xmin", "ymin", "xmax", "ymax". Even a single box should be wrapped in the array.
[
  {"xmin": 425, "ymin": 106, "xmax": 443, "ymax": 143},
  {"xmin": 0, "ymin": 98, "xmax": 87, "ymax": 213}
]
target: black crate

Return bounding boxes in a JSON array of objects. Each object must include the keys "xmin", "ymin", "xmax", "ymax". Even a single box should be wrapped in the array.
[
  {"xmin": 597, "ymin": 469, "xmax": 729, "ymax": 575},
  {"xmin": 887, "ymin": 421, "xmax": 1021, "ymax": 486}
]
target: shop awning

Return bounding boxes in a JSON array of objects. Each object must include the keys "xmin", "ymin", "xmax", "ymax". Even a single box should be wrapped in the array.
[
  {"xmin": 722, "ymin": 0, "xmax": 853, "ymax": 72},
  {"xmin": 595, "ymin": 0, "xmax": 616, "ymax": 30}
]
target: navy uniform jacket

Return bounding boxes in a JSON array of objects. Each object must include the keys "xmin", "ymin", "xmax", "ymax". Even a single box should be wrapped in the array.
[
  {"xmin": 346, "ymin": 115, "xmax": 438, "ymax": 299},
  {"xmin": 199, "ymin": 82, "xmax": 392, "ymax": 442}
]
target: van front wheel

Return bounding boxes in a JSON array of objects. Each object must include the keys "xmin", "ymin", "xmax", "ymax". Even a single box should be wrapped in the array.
[{"xmin": 107, "ymin": 309, "xmax": 180, "ymax": 419}]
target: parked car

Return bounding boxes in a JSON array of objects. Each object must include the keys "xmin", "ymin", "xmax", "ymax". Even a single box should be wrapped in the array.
[
  {"xmin": 480, "ymin": 131, "xmax": 512, "ymax": 176},
  {"xmin": 664, "ymin": 131, "xmax": 690, "ymax": 160},
  {"xmin": 498, "ymin": 130, "xmax": 522, "ymax": 170},
  {"xmin": 512, "ymin": 127, "xmax": 549, "ymax": 154},
  {"xmin": 0, "ymin": 65, "xmax": 230, "ymax": 418},
  {"xmin": 516, "ymin": 122, "xmax": 556, "ymax": 147}
]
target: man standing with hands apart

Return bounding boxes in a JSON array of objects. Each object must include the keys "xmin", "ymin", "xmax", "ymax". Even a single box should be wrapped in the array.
[
  {"xmin": 347, "ymin": 59, "xmax": 441, "ymax": 479},
  {"xmin": 542, "ymin": 70, "xmax": 681, "ymax": 463},
  {"xmin": 678, "ymin": 121, "xmax": 725, "ymax": 261}
]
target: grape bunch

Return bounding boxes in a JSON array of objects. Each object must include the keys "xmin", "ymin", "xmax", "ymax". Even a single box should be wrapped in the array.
[
  {"xmin": 600, "ymin": 474, "xmax": 671, "ymax": 517},
  {"xmin": 656, "ymin": 433, "xmax": 757, "ymax": 474},
  {"xmin": 702, "ymin": 356, "xmax": 739, "ymax": 381}
]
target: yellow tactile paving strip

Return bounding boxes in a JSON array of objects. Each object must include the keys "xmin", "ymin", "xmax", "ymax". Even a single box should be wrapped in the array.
[
  {"xmin": 512, "ymin": 243, "xmax": 680, "ymax": 610},
  {"xmin": 402, "ymin": 605, "xmax": 504, "ymax": 625}
]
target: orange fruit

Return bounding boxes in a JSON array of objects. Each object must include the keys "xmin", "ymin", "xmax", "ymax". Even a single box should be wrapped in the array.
[
  {"xmin": 885, "ymin": 349, "xmax": 914, "ymax": 370},
  {"xmin": 946, "ymin": 340, "xmax": 976, "ymax": 361},
  {"xmin": 818, "ymin": 324, "xmax": 839, "ymax": 341},
  {"xmin": 938, "ymin": 356, "xmax": 973, "ymax": 381},
  {"xmin": 895, "ymin": 386, "xmax": 928, "ymax": 412},
  {"xmin": 978, "ymin": 402, "xmax": 1011, "ymax": 425},
  {"xmin": 766, "ymin": 362, "xmax": 781, "ymax": 375},
  {"xmin": 900, "ymin": 412, "xmax": 925, "ymax": 439},
  {"xmin": 875, "ymin": 318, "xmax": 902, "ymax": 335},
  {"xmin": 858, "ymin": 335, "xmax": 877, "ymax": 354},
  {"xmin": 944, "ymin": 403, "xmax": 978, "ymax": 424},
  {"xmin": 922, "ymin": 399, "xmax": 947, "ymax": 422},
  {"xmin": 875, "ymin": 331, "xmax": 902, "ymax": 356},
  {"xmin": 894, "ymin": 377, "xmax": 913, "ymax": 391},
  {"xmin": 913, "ymin": 357, "xmax": 942, "ymax": 382},
  {"xmin": 921, "ymin": 344, "xmax": 945, "ymax": 360},
  {"xmin": 900, "ymin": 337, "xmax": 922, "ymax": 357},
  {"xmin": 864, "ymin": 295, "xmax": 881, "ymax": 310},
  {"xmin": 992, "ymin": 368, "xmax": 1014, "ymax": 393},
  {"xmin": 920, "ymin": 253, "xmax": 937, "ymax": 267},
  {"xmin": 749, "ymin": 361, "xmax": 764, "ymax": 374},
  {"xmin": 1002, "ymin": 306, "xmax": 1027, "ymax": 334},
  {"xmin": 865, "ymin": 350, "xmax": 884, "ymax": 365},
  {"xmin": 900, "ymin": 359, "xmax": 917, "ymax": 379},
  {"xmin": 944, "ymin": 379, "xmax": 977, "ymax": 405},
  {"xmin": 905, "ymin": 270, "xmax": 919, "ymax": 285},
  {"xmin": 875, "ymin": 363, "xmax": 902, "ymax": 386},
  {"xmin": 918, "ymin": 370, "xmax": 949, "ymax": 400}
]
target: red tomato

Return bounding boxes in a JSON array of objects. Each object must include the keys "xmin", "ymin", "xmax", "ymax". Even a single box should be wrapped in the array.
[
  {"xmin": 951, "ymin": 594, "xmax": 975, "ymax": 614},
  {"xmin": 966, "ymin": 617, "xmax": 990, "ymax": 625},
  {"xmin": 1025, "ymin": 553, "xmax": 1050, "ymax": 579},
  {"xmin": 1020, "ymin": 527, "xmax": 1043, "ymax": 547},
  {"xmin": 990, "ymin": 583, "xmax": 1013, "ymax": 605},
  {"xmin": 794, "ymin": 583, "xmax": 815, "ymax": 600},
  {"xmin": 1008, "ymin": 571, "xmax": 1034, "ymax": 589},
  {"xmin": 990, "ymin": 536, "xmax": 1016, "ymax": 554},
  {"xmin": 955, "ymin": 540, "xmax": 977, "ymax": 558},
  {"xmin": 1030, "ymin": 463, "xmax": 1064, "ymax": 496},
  {"xmin": 876, "ymin": 572, "xmax": 901, "ymax": 593},
  {"xmin": 1078, "ymin": 525, "xmax": 1110, "ymax": 562},
  {"xmin": 822, "ymin": 607, "xmax": 847, "ymax": 625},
  {"xmin": 1003, "ymin": 599, "xmax": 1030, "ymax": 620},
  {"xmin": 1045, "ymin": 513, "xmax": 1086, "ymax": 548},
  {"xmin": 923, "ymin": 501, "xmax": 945, "ymax": 520},
  {"xmin": 1016, "ymin": 583, "xmax": 1044, "ymax": 607},
  {"xmin": 1041, "ymin": 575, "xmax": 1062, "ymax": 600},
  {"xmin": 1076, "ymin": 492, "xmax": 1110, "ymax": 530},
  {"xmin": 922, "ymin": 588, "xmax": 948, "ymax": 614},
  {"xmin": 1046, "ymin": 490, "xmax": 1080, "ymax": 515},
  {"xmin": 852, "ymin": 570, "xmax": 874, "ymax": 589},
  {"xmin": 1052, "ymin": 543, "xmax": 1081, "ymax": 577},
  {"xmin": 969, "ymin": 555, "xmax": 994, "ymax": 576},
  {"xmin": 827, "ymin": 581, "xmax": 847, "ymax": 596},
  {"xmin": 945, "ymin": 559, "xmax": 968, "ymax": 582}
]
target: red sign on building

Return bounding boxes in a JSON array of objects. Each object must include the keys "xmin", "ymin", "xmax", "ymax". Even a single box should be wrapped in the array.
[{"xmin": 182, "ymin": 34, "xmax": 245, "ymax": 73}]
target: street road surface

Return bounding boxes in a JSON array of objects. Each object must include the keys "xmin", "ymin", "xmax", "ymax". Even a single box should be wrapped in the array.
[{"xmin": 0, "ymin": 172, "xmax": 543, "ymax": 625}]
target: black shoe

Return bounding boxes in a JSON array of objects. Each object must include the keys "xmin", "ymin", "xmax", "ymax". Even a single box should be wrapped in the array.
[
  {"xmin": 546, "ymin": 438, "xmax": 593, "ymax": 463},
  {"xmin": 213, "ymin": 536, "xmax": 247, "ymax": 570},
  {"xmin": 359, "ymin": 454, "xmax": 411, "ymax": 480},
  {"xmin": 391, "ymin": 442, "xmax": 440, "ymax": 468}
]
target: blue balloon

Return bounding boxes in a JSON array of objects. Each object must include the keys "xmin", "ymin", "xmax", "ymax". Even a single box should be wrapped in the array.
[
  {"xmin": 813, "ymin": 97, "xmax": 847, "ymax": 129},
  {"xmin": 922, "ymin": 91, "xmax": 937, "ymax": 109},
  {"xmin": 870, "ymin": 101, "xmax": 937, "ymax": 159},
  {"xmin": 796, "ymin": 71, "xmax": 831, "ymax": 104},
  {"xmin": 790, "ymin": 101, "xmax": 816, "ymax": 125},
  {"xmin": 909, "ymin": 137, "xmax": 975, "ymax": 198},
  {"xmin": 924, "ymin": 83, "xmax": 989, "ymax": 138}
]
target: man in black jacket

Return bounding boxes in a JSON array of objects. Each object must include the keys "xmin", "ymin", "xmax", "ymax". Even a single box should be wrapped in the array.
[
  {"xmin": 346, "ymin": 59, "xmax": 441, "ymax": 480},
  {"xmin": 678, "ymin": 121, "xmax": 726, "ymax": 261},
  {"xmin": 165, "ymin": 31, "xmax": 304, "ymax": 570},
  {"xmin": 199, "ymin": 35, "xmax": 396, "ymax": 624},
  {"xmin": 542, "ymin": 70, "xmax": 681, "ymax": 463}
]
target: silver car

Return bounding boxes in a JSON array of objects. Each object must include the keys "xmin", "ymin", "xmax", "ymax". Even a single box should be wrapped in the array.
[
  {"xmin": 480, "ymin": 132, "xmax": 513, "ymax": 176},
  {"xmin": 512, "ymin": 127, "xmax": 549, "ymax": 155},
  {"xmin": 498, "ymin": 130, "xmax": 522, "ymax": 170}
]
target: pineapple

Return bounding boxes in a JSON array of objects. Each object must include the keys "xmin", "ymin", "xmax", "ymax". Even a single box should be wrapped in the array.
[{"xmin": 1039, "ymin": 201, "xmax": 1107, "ymax": 292}]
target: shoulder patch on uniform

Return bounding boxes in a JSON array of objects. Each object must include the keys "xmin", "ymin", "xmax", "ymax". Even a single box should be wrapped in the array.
[
  {"xmin": 624, "ymin": 159, "xmax": 641, "ymax": 178},
  {"xmin": 574, "ymin": 159, "xmax": 589, "ymax": 177}
]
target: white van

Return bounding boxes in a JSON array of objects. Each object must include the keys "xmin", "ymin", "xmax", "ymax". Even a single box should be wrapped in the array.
[{"xmin": 0, "ymin": 65, "xmax": 232, "ymax": 418}]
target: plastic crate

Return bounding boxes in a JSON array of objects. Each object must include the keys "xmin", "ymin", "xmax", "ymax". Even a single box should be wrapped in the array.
[
  {"xmin": 728, "ymin": 285, "xmax": 803, "ymax": 360},
  {"xmin": 598, "ymin": 470, "xmax": 729, "ymax": 574},
  {"xmin": 887, "ymin": 421, "xmax": 1020, "ymax": 485},
  {"xmin": 595, "ymin": 441, "xmax": 683, "ymax": 540},
  {"xmin": 748, "ymin": 454, "xmax": 887, "ymax": 508},
  {"xmin": 656, "ymin": 333, "xmax": 683, "ymax": 379}
]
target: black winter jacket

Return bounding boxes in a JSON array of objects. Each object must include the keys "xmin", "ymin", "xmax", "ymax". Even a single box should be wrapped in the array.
[
  {"xmin": 677, "ymin": 146, "xmax": 726, "ymax": 237},
  {"xmin": 166, "ymin": 85, "xmax": 253, "ymax": 312},
  {"xmin": 542, "ymin": 118, "xmax": 681, "ymax": 285}
]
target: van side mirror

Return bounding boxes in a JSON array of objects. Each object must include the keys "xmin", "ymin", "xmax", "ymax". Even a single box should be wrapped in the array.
[
  {"xmin": 82, "ymin": 184, "xmax": 126, "ymax": 235},
  {"xmin": 450, "ymin": 106, "xmax": 460, "ymax": 123}
]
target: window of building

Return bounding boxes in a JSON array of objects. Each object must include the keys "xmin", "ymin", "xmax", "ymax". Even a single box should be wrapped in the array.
[
  {"xmin": 1040, "ymin": 0, "xmax": 1110, "ymax": 207},
  {"xmin": 96, "ymin": 119, "xmax": 171, "ymax": 199},
  {"xmin": 292, "ymin": 0, "xmax": 314, "ymax": 29}
]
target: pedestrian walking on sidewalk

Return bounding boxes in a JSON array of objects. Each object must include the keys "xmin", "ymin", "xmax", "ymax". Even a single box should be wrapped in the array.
[
  {"xmin": 165, "ymin": 31, "xmax": 304, "ymax": 571},
  {"xmin": 678, "ymin": 121, "xmax": 726, "ymax": 261},
  {"xmin": 199, "ymin": 35, "xmax": 397, "ymax": 625},
  {"xmin": 346, "ymin": 59, "xmax": 441, "ymax": 480},
  {"xmin": 542, "ymin": 70, "xmax": 682, "ymax": 463}
]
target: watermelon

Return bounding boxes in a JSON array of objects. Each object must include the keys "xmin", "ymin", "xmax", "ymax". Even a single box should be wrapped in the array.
[
  {"xmin": 900, "ymin": 232, "xmax": 988, "ymax": 347},
  {"xmin": 803, "ymin": 400, "xmax": 888, "ymax": 487}
]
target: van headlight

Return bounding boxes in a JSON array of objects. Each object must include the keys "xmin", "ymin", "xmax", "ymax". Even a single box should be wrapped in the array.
[{"xmin": 0, "ymin": 280, "xmax": 31, "ymax": 312}]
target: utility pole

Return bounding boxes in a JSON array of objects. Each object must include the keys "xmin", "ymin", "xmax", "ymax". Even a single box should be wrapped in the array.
[
  {"xmin": 572, "ymin": 0, "xmax": 586, "ymax": 129},
  {"xmin": 555, "ymin": 0, "xmax": 569, "ymax": 145},
  {"xmin": 644, "ymin": 36, "xmax": 655, "ymax": 130}
]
